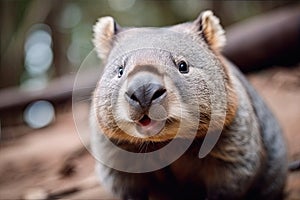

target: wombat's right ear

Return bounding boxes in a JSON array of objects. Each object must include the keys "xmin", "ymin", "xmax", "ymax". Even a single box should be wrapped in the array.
[{"xmin": 93, "ymin": 16, "xmax": 120, "ymax": 60}]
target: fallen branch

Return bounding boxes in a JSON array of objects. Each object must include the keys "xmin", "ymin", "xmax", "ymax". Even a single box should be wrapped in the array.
[{"xmin": 223, "ymin": 5, "xmax": 300, "ymax": 72}]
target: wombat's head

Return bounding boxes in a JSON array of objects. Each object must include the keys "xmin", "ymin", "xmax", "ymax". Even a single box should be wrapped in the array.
[{"xmin": 92, "ymin": 11, "xmax": 237, "ymax": 143}]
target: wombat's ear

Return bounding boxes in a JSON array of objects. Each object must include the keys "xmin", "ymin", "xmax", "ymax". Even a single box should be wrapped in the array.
[
  {"xmin": 93, "ymin": 16, "xmax": 120, "ymax": 60},
  {"xmin": 193, "ymin": 10, "xmax": 226, "ymax": 51}
]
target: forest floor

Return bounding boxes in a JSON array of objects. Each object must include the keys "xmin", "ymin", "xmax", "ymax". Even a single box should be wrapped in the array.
[{"xmin": 0, "ymin": 66, "xmax": 299, "ymax": 200}]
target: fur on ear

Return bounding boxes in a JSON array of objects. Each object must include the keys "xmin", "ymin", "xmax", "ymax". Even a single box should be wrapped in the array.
[
  {"xmin": 93, "ymin": 16, "xmax": 119, "ymax": 60},
  {"xmin": 194, "ymin": 10, "xmax": 226, "ymax": 52}
]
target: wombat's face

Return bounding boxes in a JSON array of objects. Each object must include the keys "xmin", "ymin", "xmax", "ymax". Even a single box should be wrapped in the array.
[{"xmin": 92, "ymin": 11, "xmax": 236, "ymax": 143}]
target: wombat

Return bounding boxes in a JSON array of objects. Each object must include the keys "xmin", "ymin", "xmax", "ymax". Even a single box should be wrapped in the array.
[{"xmin": 90, "ymin": 11, "xmax": 287, "ymax": 200}]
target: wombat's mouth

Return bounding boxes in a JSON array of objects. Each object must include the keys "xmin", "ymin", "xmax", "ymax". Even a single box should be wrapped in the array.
[
  {"xmin": 138, "ymin": 115, "xmax": 151, "ymax": 126},
  {"xmin": 135, "ymin": 115, "xmax": 166, "ymax": 137}
]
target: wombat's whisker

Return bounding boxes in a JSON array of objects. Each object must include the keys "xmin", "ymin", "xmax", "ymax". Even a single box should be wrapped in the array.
[{"xmin": 90, "ymin": 10, "xmax": 287, "ymax": 199}]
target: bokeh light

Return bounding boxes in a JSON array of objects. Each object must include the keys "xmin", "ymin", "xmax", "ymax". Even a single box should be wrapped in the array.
[
  {"xmin": 22, "ymin": 24, "xmax": 53, "ymax": 90},
  {"xmin": 108, "ymin": 0, "xmax": 136, "ymax": 12},
  {"xmin": 59, "ymin": 3, "xmax": 82, "ymax": 29},
  {"xmin": 23, "ymin": 100, "xmax": 55, "ymax": 129},
  {"xmin": 25, "ymin": 43, "xmax": 53, "ymax": 75},
  {"xmin": 24, "ymin": 29, "xmax": 52, "ymax": 52},
  {"xmin": 20, "ymin": 75, "xmax": 48, "ymax": 91}
]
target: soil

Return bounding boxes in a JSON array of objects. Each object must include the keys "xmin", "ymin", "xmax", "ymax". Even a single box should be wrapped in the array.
[{"xmin": 0, "ymin": 66, "xmax": 299, "ymax": 200}]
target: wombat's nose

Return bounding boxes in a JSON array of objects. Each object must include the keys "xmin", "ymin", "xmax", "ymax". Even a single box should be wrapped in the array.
[{"xmin": 125, "ymin": 83, "xmax": 166, "ymax": 109}]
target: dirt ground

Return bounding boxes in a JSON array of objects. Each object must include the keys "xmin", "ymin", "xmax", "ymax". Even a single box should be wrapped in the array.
[{"xmin": 0, "ymin": 66, "xmax": 299, "ymax": 200}]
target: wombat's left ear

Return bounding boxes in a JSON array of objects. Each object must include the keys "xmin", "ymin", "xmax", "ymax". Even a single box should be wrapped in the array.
[
  {"xmin": 93, "ymin": 16, "xmax": 120, "ymax": 60},
  {"xmin": 193, "ymin": 10, "xmax": 226, "ymax": 52}
]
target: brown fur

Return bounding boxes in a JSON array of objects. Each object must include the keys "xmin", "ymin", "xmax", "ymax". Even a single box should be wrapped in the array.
[
  {"xmin": 91, "ymin": 10, "xmax": 287, "ymax": 200},
  {"xmin": 92, "ymin": 11, "xmax": 237, "ymax": 144}
]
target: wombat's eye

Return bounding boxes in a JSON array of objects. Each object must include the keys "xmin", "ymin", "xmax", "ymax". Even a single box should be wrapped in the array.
[
  {"xmin": 178, "ymin": 60, "xmax": 189, "ymax": 73},
  {"xmin": 118, "ymin": 66, "xmax": 124, "ymax": 78}
]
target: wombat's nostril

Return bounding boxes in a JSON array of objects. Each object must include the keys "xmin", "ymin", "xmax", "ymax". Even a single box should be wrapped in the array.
[
  {"xmin": 130, "ymin": 93, "xmax": 139, "ymax": 102},
  {"xmin": 151, "ymin": 88, "xmax": 166, "ymax": 102},
  {"xmin": 126, "ymin": 83, "xmax": 166, "ymax": 109}
]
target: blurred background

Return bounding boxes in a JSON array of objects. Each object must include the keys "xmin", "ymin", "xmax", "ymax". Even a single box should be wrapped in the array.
[
  {"xmin": 0, "ymin": 1, "xmax": 299, "ymax": 199},
  {"xmin": 1, "ymin": 0, "xmax": 298, "ymax": 88}
]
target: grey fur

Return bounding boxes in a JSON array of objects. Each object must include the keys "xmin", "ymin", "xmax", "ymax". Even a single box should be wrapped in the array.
[{"xmin": 91, "ymin": 11, "xmax": 287, "ymax": 200}]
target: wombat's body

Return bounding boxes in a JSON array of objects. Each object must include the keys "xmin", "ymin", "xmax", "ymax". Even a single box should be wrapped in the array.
[{"xmin": 90, "ymin": 11, "xmax": 287, "ymax": 200}]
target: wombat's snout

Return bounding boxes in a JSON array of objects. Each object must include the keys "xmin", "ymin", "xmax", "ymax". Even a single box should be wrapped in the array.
[{"xmin": 125, "ymin": 73, "xmax": 166, "ymax": 111}]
